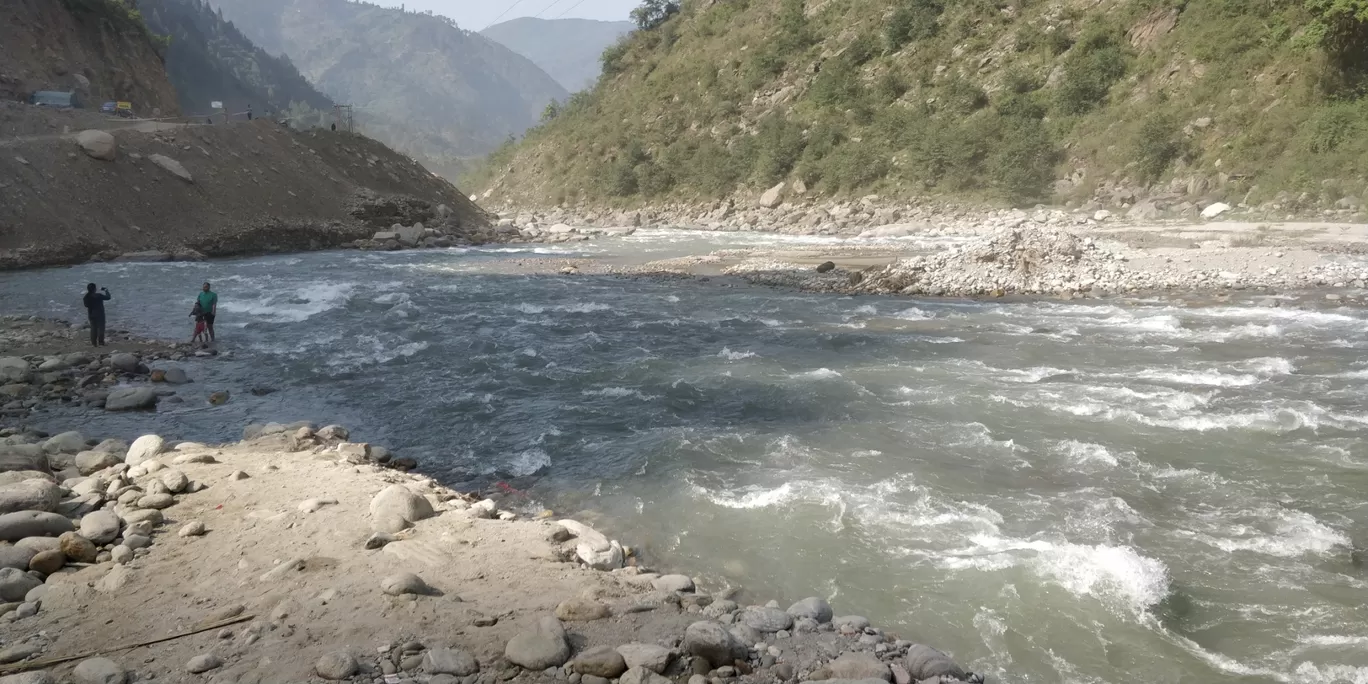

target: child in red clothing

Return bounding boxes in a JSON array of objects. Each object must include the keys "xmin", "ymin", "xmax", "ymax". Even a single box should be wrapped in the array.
[{"xmin": 190, "ymin": 302, "xmax": 208, "ymax": 346}]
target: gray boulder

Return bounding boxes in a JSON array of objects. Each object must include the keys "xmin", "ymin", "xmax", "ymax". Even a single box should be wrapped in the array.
[
  {"xmin": 620, "ymin": 667, "xmax": 671, "ymax": 684},
  {"xmin": 651, "ymin": 574, "xmax": 695, "ymax": 593},
  {"xmin": 163, "ymin": 368, "xmax": 189, "ymax": 384},
  {"xmin": 827, "ymin": 653, "xmax": 891, "ymax": 681},
  {"xmin": 369, "ymin": 485, "xmax": 434, "ymax": 532},
  {"xmin": 0, "ymin": 546, "xmax": 36, "ymax": 570},
  {"xmin": 149, "ymin": 154, "xmax": 193, "ymax": 183},
  {"xmin": 379, "ymin": 572, "xmax": 430, "ymax": 596},
  {"xmin": 79, "ymin": 510, "xmax": 121, "ymax": 545},
  {"xmin": 739, "ymin": 606, "xmax": 793, "ymax": 633},
  {"xmin": 75, "ymin": 451, "xmax": 121, "ymax": 475},
  {"xmin": 0, "ymin": 358, "xmax": 31, "ymax": 383},
  {"xmin": 105, "ymin": 388, "xmax": 157, "ymax": 411},
  {"xmin": 422, "ymin": 648, "xmax": 479, "ymax": 676},
  {"xmin": 903, "ymin": 645, "xmax": 965, "ymax": 681},
  {"xmin": 833, "ymin": 615, "xmax": 871, "ymax": 632},
  {"xmin": 554, "ymin": 597, "xmax": 610, "ymax": 621},
  {"xmin": 0, "ymin": 511, "xmax": 75, "ymax": 542},
  {"xmin": 72, "ymin": 657, "xmax": 126, "ymax": 684},
  {"xmin": 92, "ymin": 439, "xmax": 128, "ymax": 455},
  {"xmin": 314, "ymin": 652, "xmax": 358, "ymax": 680},
  {"xmin": 109, "ymin": 354, "xmax": 139, "ymax": 374},
  {"xmin": 76, "ymin": 130, "xmax": 116, "ymax": 161},
  {"xmin": 616, "ymin": 644, "xmax": 672, "ymax": 674},
  {"xmin": 787, "ymin": 597, "xmax": 833, "ymax": 623},
  {"xmin": 0, "ymin": 480, "xmax": 60, "ymax": 514},
  {"xmin": 125, "ymin": 435, "xmax": 165, "ymax": 466},
  {"xmin": 571, "ymin": 646, "xmax": 627, "ymax": 678},
  {"xmin": 41, "ymin": 432, "xmax": 86, "ymax": 454},
  {"xmin": 0, "ymin": 567, "xmax": 42, "ymax": 601},
  {"xmin": 683, "ymin": 621, "xmax": 746, "ymax": 668},
  {"xmin": 504, "ymin": 616, "xmax": 570, "ymax": 669}
]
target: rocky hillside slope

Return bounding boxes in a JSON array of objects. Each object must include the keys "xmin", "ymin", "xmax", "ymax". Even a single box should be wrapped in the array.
[
  {"xmin": 0, "ymin": 0, "xmax": 181, "ymax": 117},
  {"xmin": 0, "ymin": 107, "xmax": 491, "ymax": 269},
  {"xmin": 140, "ymin": 0, "xmax": 337, "ymax": 123},
  {"xmin": 471, "ymin": 0, "xmax": 1368, "ymax": 216},
  {"xmin": 208, "ymin": 0, "xmax": 569, "ymax": 179},
  {"xmin": 482, "ymin": 18, "xmax": 636, "ymax": 92}
]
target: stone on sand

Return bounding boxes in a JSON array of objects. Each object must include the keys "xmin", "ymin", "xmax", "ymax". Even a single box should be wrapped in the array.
[
  {"xmin": 0, "ymin": 568, "xmax": 42, "ymax": 602},
  {"xmin": 616, "ymin": 644, "xmax": 673, "ymax": 674},
  {"xmin": 422, "ymin": 648, "xmax": 479, "ymax": 676},
  {"xmin": 787, "ymin": 596, "xmax": 833, "ymax": 623},
  {"xmin": 27, "ymin": 550, "xmax": 64, "ymax": 575},
  {"xmin": 0, "ymin": 480, "xmax": 60, "ymax": 515},
  {"xmin": 185, "ymin": 654, "xmax": 222, "ymax": 674},
  {"xmin": 72, "ymin": 657, "xmax": 126, "ymax": 684},
  {"xmin": 315, "ymin": 652, "xmax": 358, "ymax": 680},
  {"xmin": 903, "ymin": 645, "xmax": 965, "ymax": 681},
  {"xmin": 125, "ymin": 435, "xmax": 165, "ymax": 466},
  {"xmin": 571, "ymin": 646, "xmax": 627, "ymax": 678},
  {"xmin": 179, "ymin": 521, "xmax": 205, "ymax": 537},
  {"xmin": 380, "ymin": 572, "xmax": 430, "ymax": 596},
  {"xmin": 75, "ymin": 451, "xmax": 121, "ymax": 475},
  {"xmin": 620, "ymin": 666, "xmax": 672, "ymax": 684},
  {"xmin": 369, "ymin": 485, "xmax": 434, "ymax": 532},
  {"xmin": 739, "ymin": 606, "xmax": 794, "ymax": 633},
  {"xmin": 683, "ymin": 621, "xmax": 746, "ymax": 668},
  {"xmin": 0, "ymin": 511, "xmax": 74, "ymax": 542},
  {"xmin": 160, "ymin": 469, "xmax": 188, "ymax": 494},
  {"xmin": 651, "ymin": 574, "xmax": 695, "ymax": 593},
  {"xmin": 59, "ymin": 532, "xmax": 98, "ymax": 562},
  {"xmin": 827, "ymin": 653, "xmax": 891, "ymax": 681},
  {"xmin": 555, "ymin": 597, "xmax": 611, "ymax": 621},
  {"xmin": 504, "ymin": 616, "xmax": 571, "ymax": 670},
  {"xmin": 79, "ymin": 510, "xmax": 121, "ymax": 545},
  {"xmin": 0, "ymin": 546, "xmax": 35, "ymax": 571}
]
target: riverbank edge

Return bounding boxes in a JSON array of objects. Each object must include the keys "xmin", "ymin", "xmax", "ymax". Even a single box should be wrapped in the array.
[{"xmin": 0, "ymin": 422, "xmax": 990, "ymax": 684}]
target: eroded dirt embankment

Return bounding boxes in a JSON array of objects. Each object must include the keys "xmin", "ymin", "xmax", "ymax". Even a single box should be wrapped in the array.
[{"xmin": 0, "ymin": 111, "xmax": 493, "ymax": 269}]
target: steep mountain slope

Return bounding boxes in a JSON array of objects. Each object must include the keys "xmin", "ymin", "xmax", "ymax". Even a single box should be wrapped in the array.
[
  {"xmin": 208, "ymin": 0, "xmax": 569, "ymax": 178},
  {"xmin": 482, "ymin": 17, "xmax": 636, "ymax": 92},
  {"xmin": 140, "ymin": 0, "xmax": 336, "ymax": 123},
  {"xmin": 471, "ymin": 0, "xmax": 1368, "ymax": 212},
  {"xmin": 0, "ymin": 0, "xmax": 180, "ymax": 116}
]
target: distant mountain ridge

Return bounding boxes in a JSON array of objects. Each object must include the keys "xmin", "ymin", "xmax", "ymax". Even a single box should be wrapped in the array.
[
  {"xmin": 140, "ymin": 0, "xmax": 335, "ymax": 123},
  {"xmin": 208, "ymin": 0, "xmax": 568, "ymax": 178},
  {"xmin": 482, "ymin": 17, "xmax": 635, "ymax": 93}
]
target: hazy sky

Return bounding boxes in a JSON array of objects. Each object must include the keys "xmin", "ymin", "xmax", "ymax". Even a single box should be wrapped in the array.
[{"xmin": 374, "ymin": 0, "xmax": 639, "ymax": 31}]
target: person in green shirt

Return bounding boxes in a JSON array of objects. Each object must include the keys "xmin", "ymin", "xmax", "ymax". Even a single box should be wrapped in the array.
[{"xmin": 197, "ymin": 282, "xmax": 218, "ymax": 344}]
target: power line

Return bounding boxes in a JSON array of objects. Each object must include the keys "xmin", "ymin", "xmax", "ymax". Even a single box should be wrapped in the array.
[
  {"xmin": 552, "ymin": 0, "xmax": 589, "ymax": 18},
  {"xmin": 481, "ymin": 0, "xmax": 527, "ymax": 29},
  {"xmin": 533, "ymin": 0, "xmax": 568, "ymax": 18}
]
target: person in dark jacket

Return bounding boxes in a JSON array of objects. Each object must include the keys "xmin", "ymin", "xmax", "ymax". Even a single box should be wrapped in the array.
[{"xmin": 83, "ymin": 283, "xmax": 111, "ymax": 347}]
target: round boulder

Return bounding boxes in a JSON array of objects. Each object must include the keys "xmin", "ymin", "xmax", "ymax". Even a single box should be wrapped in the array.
[
  {"xmin": 59, "ymin": 531, "xmax": 98, "ymax": 563},
  {"xmin": 125, "ymin": 435, "xmax": 165, "ymax": 466},
  {"xmin": 570, "ymin": 646, "xmax": 626, "ymax": 678},
  {"xmin": 29, "ymin": 549, "xmax": 65, "ymax": 575},
  {"xmin": 79, "ymin": 510, "xmax": 122, "ymax": 545},
  {"xmin": 683, "ymin": 621, "xmax": 746, "ymax": 669},
  {"xmin": 0, "ymin": 566, "xmax": 43, "ymax": 601},
  {"xmin": 504, "ymin": 616, "xmax": 570, "ymax": 670},
  {"xmin": 0, "ymin": 480, "xmax": 61, "ymax": 515},
  {"xmin": 315, "ymin": 652, "xmax": 358, "ymax": 680},
  {"xmin": 380, "ymin": 572, "xmax": 429, "ymax": 596},
  {"xmin": 787, "ymin": 597, "xmax": 833, "ymax": 623},
  {"xmin": 369, "ymin": 484, "xmax": 434, "ymax": 533},
  {"xmin": 72, "ymin": 656, "xmax": 127, "ymax": 684},
  {"xmin": 76, "ymin": 130, "xmax": 117, "ymax": 161}
]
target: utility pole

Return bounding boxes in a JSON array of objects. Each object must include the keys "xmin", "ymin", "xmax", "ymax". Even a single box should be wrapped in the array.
[{"xmin": 333, "ymin": 104, "xmax": 354, "ymax": 133}]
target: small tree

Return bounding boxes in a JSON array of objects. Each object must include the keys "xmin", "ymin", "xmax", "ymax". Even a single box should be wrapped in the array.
[
  {"xmin": 631, "ymin": 0, "xmax": 680, "ymax": 31},
  {"xmin": 541, "ymin": 100, "xmax": 561, "ymax": 123}
]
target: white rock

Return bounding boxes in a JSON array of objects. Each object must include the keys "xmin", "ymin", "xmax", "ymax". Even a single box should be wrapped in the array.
[
  {"xmin": 179, "ymin": 521, "xmax": 206, "ymax": 537},
  {"xmin": 160, "ymin": 469, "xmax": 188, "ymax": 493},
  {"xmin": 72, "ymin": 657, "xmax": 126, "ymax": 684},
  {"xmin": 1201, "ymin": 202, "xmax": 1232, "ymax": 218},
  {"xmin": 185, "ymin": 654, "xmax": 221, "ymax": 674},
  {"xmin": 125, "ymin": 435, "xmax": 165, "ymax": 466},
  {"xmin": 76, "ymin": 130, "xmax": 116, "ymax": 162}
]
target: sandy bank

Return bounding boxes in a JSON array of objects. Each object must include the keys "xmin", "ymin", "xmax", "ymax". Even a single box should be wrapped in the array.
[{"xmin": 0, "ymin": 424, "xmax": 987, "ymax": 684}]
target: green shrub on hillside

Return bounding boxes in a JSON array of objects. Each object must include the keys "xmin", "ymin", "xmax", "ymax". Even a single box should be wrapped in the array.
[
  {"xmin": 1053, "ymin": 27, "xmax": 1129, "ymax": 114},
  {"xmin": 631, "ymin": 0, "xmax": 680, "ymax": 31},
  {"xmin": 1304, "ymin": 100, "xmax": 1366, "ymax": 152},
  {"xmin": 885, "ymin": 0, "xmax": 944, "ymax": 53},
  {"xmin": 1132, "ymin": 112, "xmax": 1190, "ymax": 182}
]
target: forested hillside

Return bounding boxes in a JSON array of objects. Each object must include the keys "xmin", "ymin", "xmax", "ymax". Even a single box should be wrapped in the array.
[
  {"xmin": 209, "ymin": 0, "xmax": 569, "ymax": 178},
  {"xmin": 141, "ymin": 0, "xmax": 336, "ymax": 124},
  {"xmin": 471, "ymin": 0, "xmax": 1368, "ymax": 211}
]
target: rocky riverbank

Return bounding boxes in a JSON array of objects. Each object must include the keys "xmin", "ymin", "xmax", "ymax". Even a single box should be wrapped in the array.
[
  {"xmin": 0, "ymin": 423, "xmax": 990, "ymax": 684},
  {"xmin": 0, "ymin": 317, "xmax": 222, "ymax": 420}
]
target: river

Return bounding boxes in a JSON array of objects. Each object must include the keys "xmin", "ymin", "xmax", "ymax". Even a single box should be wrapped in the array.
[{"xmin": 2, "ymin": 231, "xmax": 1366, "ymax": 684}]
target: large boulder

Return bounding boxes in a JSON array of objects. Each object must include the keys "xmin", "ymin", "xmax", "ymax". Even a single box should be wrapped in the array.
[
  {"xmin": 125, "ymin": 435, "xmax": 165, "ymax": 466},
  {"xmin": 0, "ymin": 545, "xmax": 36, "ymax": 570},
  {"xmin": 570, "ymin": 646, "xmax": 626, "ymax": 678},
  {"xmin": 76, "ymin": 451, "xmax": 122, "ymax": 475},
  {"xmin": 42, "ymin": 431, "xmax": 86, "ymax": 454},
  {"xmin": 0, "ymin": 567, "xmax": 42, "ymax": 601},
  {"xmin": 79, "ymin": 510, "xmax": 122, "ymax": 545},
  {"xmin": 758, "ymin": 182, "xmax": 786, "ymax": 208},
  {"xmin": 787, "ymin": 597, "xmax": 833, "ymax": 623},
  {"xmin": 72, "ymin": 657, "xmax": 127, "ymax": 684},
  {"xmin": 616, "ymin": 644, "xmax": 672, "ymax": 674},
  {"xmin": 0, "ymin": 480, "xmax": 61, "ymax": 514},
  {"xmin": 903, "ymin": 645, "xmax": 965, "ymax": 681},
  {"xmin": 369, "ymin": 485, "xmax": 434, "ymax": 532},
  {"xmin": 0, "ymin": 446, "xmax": 50, "ymax": 476},
  {"xmin": 738, "ymin": 606, "xmax": 793, "ymax": 633},
  {"xmin": 314, "ymin": 652, "xmax": 358, "ymax": 680},
  {"xmin": 109, "ymin": 354, "xmax": 139, "ymax": 374},
  {"xmin": 0, "ymin": 358, "xmax": 31, "ymax": 383},
  {"xmin": 60, "ymin": 531, "xmax": 98, "ymax": 562},
  {"xmin": 105, "ymin": 387, "xmax": 158, "ymax": 411},
  {"xmin": 0, "ymin": 511, "xmax": 75, "ymax": 542},
  {"xmin": 76, "ymin": 130, "xmax": 117, "ymax": 161},
  {"xmin": 149, "ymin": 154, "xmax": 193, "ymax": 183},
  {"xmin": 683, "ymin": 621, "xmax": 746, "ymax": 668},
  {"xmin": 422, "ymin": 648, "xmax": 479, "ymax": 677},
  {"xmin": 826, "ymin": 653, "xmax": 891, "ymax": 681},
  {"xmin": 504, "ymin": 616, "xmax": 570, "ymax": 670},
  {"xmin": 557, "ymin": 520, "xmax": 623, "ymax": 570}
]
